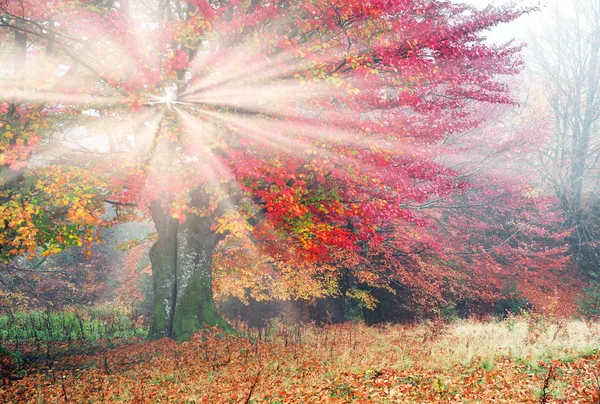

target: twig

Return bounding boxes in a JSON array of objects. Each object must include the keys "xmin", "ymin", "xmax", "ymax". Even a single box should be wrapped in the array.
[
  {"xmin": 243, "ymin": 368, "xmax": 262, "ymax": 404},
  {"xmin": 539, "ymin": 364, "xmax": 556, "ymax": 404},
  {"xmin": 61, "ymin": 375, "xmax": 69, "ymax": 402}
]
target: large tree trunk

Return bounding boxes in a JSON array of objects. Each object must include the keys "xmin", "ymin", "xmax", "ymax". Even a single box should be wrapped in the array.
[{"xmin": 149, "ymin": 204, "xmax": 231, "ymax": 341}]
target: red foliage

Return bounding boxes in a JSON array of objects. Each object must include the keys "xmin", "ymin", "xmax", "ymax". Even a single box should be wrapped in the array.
[{"xmin": 0, "ymin": 0, "xmax": 577, "ymax": 313}]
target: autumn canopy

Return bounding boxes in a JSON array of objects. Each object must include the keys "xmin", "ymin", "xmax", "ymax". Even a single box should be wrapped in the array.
[{"xmin": 0, "ymin": 0, "xmax": 576, "ymax": 340}]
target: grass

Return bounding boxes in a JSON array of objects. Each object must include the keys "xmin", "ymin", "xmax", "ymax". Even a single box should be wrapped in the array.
[
  {"xmin": 0, "ymin": 305, "xmax": 147, "ymax": 368},
  {"xmin": 0, "ymin": 305, "xmax": 147, "ymax": 345},
  {"xmin": 2, "ymin": 311, "xmax": 600, "ymax": 402}
]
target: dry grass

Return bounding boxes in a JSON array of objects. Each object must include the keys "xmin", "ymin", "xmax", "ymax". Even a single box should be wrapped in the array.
[
  {"xmin": 431, "ymin": 316, "xmax": 599, "ymax": 368},
  {"xmin": 244, "ymin": 314, "xmax": 600, "ymax": 372}
]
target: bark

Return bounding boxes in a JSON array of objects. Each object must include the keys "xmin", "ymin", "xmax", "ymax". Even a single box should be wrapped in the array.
[
  {"xmin": 149, "ymin": 204, "xmax": 231, "ymax": 341},
  {"xmin": 171, "ymin": 212, "xmax": 231, "ymax": 341},
  {"xmin": 149, "ymin": 205, "xmax": 178, "ymax": 339}
]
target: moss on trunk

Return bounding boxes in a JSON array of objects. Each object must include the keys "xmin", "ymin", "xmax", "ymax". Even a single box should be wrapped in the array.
[
  {"xmin": 148, "ymin": 209, "xmax": 178, "ymax": 340},
  {"xmin": 149, "ymin": 204, "xmax": 232, "ymax": 341}
]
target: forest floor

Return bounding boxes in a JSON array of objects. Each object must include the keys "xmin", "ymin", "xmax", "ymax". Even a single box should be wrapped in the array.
[{"xmin": 2, "ymin": 314, "xmax": 600, "ymax": 403}]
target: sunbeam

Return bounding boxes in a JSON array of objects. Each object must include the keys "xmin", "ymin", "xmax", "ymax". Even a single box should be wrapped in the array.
[{"xmin": 0, "ymin": 89, "xmax": 117, "ymax": 106}]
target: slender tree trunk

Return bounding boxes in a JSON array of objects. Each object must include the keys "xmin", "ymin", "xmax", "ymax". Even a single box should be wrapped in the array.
[
  {"xmin": 120, "ymin": 0, "xmax": 130, "ymax": 17},
  {"xmin": 14, "ymin": 28, "xmax": 26, "ymax": 72},
  {"xmin": 149, "ymin": 203, "xmax": 231, "ymax": 341},
  {"xmin": 45, "ymin": 30, "xmax": 55, "ymax": 56}
]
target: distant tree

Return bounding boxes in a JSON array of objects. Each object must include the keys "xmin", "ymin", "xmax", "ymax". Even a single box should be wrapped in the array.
[{"xmin": 528, "ymin": 0, "xmax": 600, "ymax": 275}]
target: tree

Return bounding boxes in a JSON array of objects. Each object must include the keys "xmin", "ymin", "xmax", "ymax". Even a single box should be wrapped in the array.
[
  {"xmin": 528, "ymin": 0, "xmax": 600, "ymax": 274},
  {"xmin": 1, "ymin": 0, "xmax": 533, "ymax": 340}
]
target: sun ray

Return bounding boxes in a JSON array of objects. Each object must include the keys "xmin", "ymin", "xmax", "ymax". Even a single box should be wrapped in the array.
[
  {"xmin": 176, "ymin": 106, "xmax": 324, "ymax": 159},
  {"xmin": 184, "ymin": 102, "xmax": 417, "ymax": 161},
  {"xmin": 182, "ymin": 38, "xmax": 354, "ymax": 102},
  {"xmin": 174, "ymin": 107, "xmax": 250, "ymax": 223},
  {"xmin": 179, "ymin": 81, "xmax": 323, "ymax": 114},
  {"xmin": 0, "ymin": 89, "xmax": 117, "ymax": 106}
]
